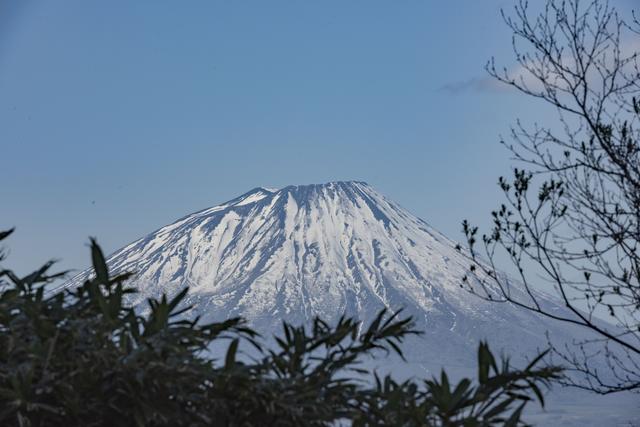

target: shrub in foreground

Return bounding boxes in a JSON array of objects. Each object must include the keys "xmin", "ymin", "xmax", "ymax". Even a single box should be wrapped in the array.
[{"xmin": 0, "ymin": 229, "xmax": 560, "ymax": 426}]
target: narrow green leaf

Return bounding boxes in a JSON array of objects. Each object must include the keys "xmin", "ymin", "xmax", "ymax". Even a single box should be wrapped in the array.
[
  {"xmin": 90, "ymin": 238, "xmax": 109, "ymax": 285},
  {"xmin": 504, "ymin": 401, "xmax": 526, "ymax": 427},
  {"xmin": 225, "ymin": 338, "xmax": 239, "ymax": 370},
  {"xmin": 0, "ymin": 228, "xmax": 15, "ymax": 241},
  {"xmin": 168, "ymin": 287, "xmax": 189, "ymax": 312}
]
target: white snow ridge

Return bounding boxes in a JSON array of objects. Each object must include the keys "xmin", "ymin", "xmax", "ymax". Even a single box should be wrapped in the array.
[{"xmin": 69, "ymin": 181, "xmax": 638, "ymax": 426}]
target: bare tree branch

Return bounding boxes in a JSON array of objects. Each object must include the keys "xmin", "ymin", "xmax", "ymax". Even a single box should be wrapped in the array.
[{"xmin": 461, "ymin": 0, "xmax": 640, "ymax": 394}]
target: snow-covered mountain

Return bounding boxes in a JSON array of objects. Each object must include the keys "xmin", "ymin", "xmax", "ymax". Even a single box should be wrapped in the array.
[
  {"xmin": 67, "ymin": 181, "xmax": 638, "ymax": 425},
  {"xmin": 77, "ymin": 181, "xmax": 572, "ymax": 364}
]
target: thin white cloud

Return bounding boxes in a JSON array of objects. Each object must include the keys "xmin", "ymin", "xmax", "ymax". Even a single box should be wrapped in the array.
[
  {"xmin": 441, "ymin": 35, "xmax": 639, "ymax": 96},
  {"xmin": 439, "ymin": 76, "xmax": 511, "ymax": 94}
]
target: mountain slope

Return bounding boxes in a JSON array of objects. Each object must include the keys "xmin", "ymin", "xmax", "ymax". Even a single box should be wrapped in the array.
[
  {"xmin": 73, "ymin": 182, "xmax": 571, "ymax": 365},
  {"xmin": 66, "ymin": 181, "xmax": 638, "ymax": 425}
]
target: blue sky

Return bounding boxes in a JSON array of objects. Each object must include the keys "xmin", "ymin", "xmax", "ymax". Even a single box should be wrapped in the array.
[{"xmin": 1, "ymin": 0, "xmax": 630, "ymax": 274}]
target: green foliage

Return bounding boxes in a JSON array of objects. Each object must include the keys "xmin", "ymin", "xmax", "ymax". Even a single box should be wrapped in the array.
[{"xmin": 0, "ymin": 229, "xmax": 561, "ymax": 426}]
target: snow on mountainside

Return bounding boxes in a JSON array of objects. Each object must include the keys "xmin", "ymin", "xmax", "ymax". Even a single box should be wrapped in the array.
[
  {"xmin": 110, "ymin": 181, "xmax": 477, "ymax": 320},
  {"xmin": 67, "ymin": 181, "xmax": 639, "ymax": 425},
  {"xmin": 71, "ymin": 181, "xmax": 577, "ymax": 365}
]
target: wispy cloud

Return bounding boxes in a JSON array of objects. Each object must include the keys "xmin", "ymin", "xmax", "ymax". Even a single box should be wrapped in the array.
[
  {"xmin": 439, "ymin": 76, "xmax": 510, "ymax": 94},
  {"xmin": 442, "ymin": 35, "xmax": 640, "ymax": 95}
]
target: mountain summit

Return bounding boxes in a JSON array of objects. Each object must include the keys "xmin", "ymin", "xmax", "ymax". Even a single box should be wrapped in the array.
[{"xmin": 88, "ymin": 181, "xmax": 577, "ymax": 368}]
